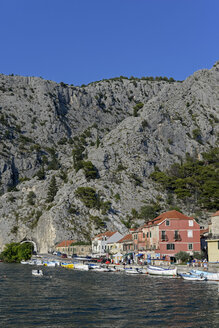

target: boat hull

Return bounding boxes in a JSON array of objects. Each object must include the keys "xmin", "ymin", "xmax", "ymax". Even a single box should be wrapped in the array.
[
  {"xmin": 147, "ymin": 265, "xmax": 177, "ymax": 276},
  {"xmin": 74, "ymin": 263, "xmax": 90, "ymax": 271},
  {"xmin": 32, "ymin": 270, "xmax": 43, "ymax": 277},
  {"xmin": 190, "ymin": 270, "xmax": 219, "ymax": 281},
  {"xmin": 181, "ymin": 273, "xmax": 206, "ymax": 281}
]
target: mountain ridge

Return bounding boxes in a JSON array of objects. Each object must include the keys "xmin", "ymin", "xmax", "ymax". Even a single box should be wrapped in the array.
[{"xmin": 0, "ymin": 62, "xmax": 218, "ymax": 252}]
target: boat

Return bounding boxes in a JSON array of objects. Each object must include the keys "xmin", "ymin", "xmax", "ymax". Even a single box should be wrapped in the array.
[
  {"xmin": 90, "ymin": 265, "xmax": 110, "ymax": 272},
  {"xmin": 32, "ymin": 269, "xmax": 43, "ymax": 277},
  {"xmin": 20, "ymin": 260, "xmax": 29, "ymax": 264},
  {"xmin": 73, "ymin": 263, "xmax": 90, "ymax": 271},
  {"xmin": 125, "ymin": 268, "xmax": 143, "ymax": 274},
  {"xmin": 190, "ymin": 269, "xmax": 219, "ymax": 281},
  {"xmin": 43, "ymin": 261, "xmax": 57, "ymax": 267},
  {"xmin": 181, "ymin": 273, "xmax": 206, "ymax": 281},
  {"xmin": 61, "ymin": 263, "xmax": 74, "ymax": 269},
  {"xmin": 35, "ymin": 260, "xmax": 43, "ymax": 266},
  {"xmin": 28, "ymin": 260, "xmax": 37, "ymax": 265},
  {"xmin": 108, "ymin": 266, "xmax": 121, "ymax": 272},
  {"xmin": 147, "ymin": 265, "xmax": 177, "ymax": 276}
]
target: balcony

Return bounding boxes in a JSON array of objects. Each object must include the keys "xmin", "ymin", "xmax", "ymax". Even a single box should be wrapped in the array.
[
  {"xmin": 161, "ymin": 235, "xmax": 168, "ymax": 242},
  {"xmin": 174, "ymin": 234, "xmax": 182, "ymax": 241}
]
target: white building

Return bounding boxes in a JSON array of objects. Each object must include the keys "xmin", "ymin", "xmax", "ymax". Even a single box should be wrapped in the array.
[{"xmin": 92, "ymin": 231, "xmax": 123, "ymax": 256}]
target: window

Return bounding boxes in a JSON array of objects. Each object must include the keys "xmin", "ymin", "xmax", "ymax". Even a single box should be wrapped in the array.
[
  {"xmin": 161, "ymin": 231, "xmax": 166, "ymax": 240},
  {"xmin": 150, "ymin": 232, "xmax": 151, "ymax": 237},
  {"xmin": 166, "ymin": 220, "xmax": 170, "ymax": 226},
  {"xmin": 218, "ymin": 241, "xmax": 219, "ymax": 250},
  {"xmin": 188, "ymin": 230, "xmax": 193, "ymax": 238},
  {"xmin": 189, "ymin": 220, "xmax": 194, "ymax": 226},
  {"xmin": 188, "ymin": 243, "xmax": 193, "ymax": 250},
  {"xmin": 166, "ymin": 244, "xmax": 175, "ymax": 250},
  {"xmin": 143, "ymin": 233, "xmax": 145, "ymax": 238},
  {"xmin": 147, "ymin": 232, "xmax": 149, "ymax": 238},
  {"xmin": 174, "ymin": 231, "xmax": 180, "ymax": 240}
]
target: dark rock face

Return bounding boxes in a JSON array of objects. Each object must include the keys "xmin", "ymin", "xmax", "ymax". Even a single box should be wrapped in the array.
[{"xmin": 0, "ymin": 62, "xmax": 218, "ymax": 252}]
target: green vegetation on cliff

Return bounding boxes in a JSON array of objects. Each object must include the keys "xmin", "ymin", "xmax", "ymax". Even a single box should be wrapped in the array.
[{"xmin": 150, "ymin": 148, "xmax": 219, "ymax": 210}]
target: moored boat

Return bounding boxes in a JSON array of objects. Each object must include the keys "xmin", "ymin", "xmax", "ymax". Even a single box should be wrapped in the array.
[
  {"xmin": 61, "ymin": 263, "xmax": 74, "ymax": 269},
  {"xmin": 125, "ymin": 268, "xmax": 143, "ymax": 274},
  {"xmin": 32, "ymin": 269, "xmax": 43, "ymax": 277},
  {"xmin": 43, "ymin": 261, "xmax": 57, "ymax": 267},
  {"xmin": 147, "ymin": 265, "xmax": 177, "ymax": 276},
  {"xmin": 90, "ymin": 265, "xmax": 110, "ymax": 272},
  {"xmin": 190, "ymin": 269, "xmax": 219, "ymax": 281},
  {"xmin": 20, "ymin": 260, "xmax": 29, "ymax": 264},
  {"xmin": 73, "ymin": 263, "xmax": 90, "ymax": 271},
  {"xmin": 181, "ymin": 273, "xmax": 206, "ymax": 281}
]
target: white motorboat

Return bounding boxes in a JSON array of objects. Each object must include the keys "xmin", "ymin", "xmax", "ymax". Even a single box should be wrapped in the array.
[
  {"xmin": 28, "ymin": 260, "xmax": 37, "ymax": 265},
  {"xmin": 190, "ymin": 269, "xmax": 219, "ymax": 281},
  {"xmin": 181, "ymin": 273, "xmax": 206, "ymax": 281},
  {"xmin": 90, "ymin": 265, "xmax": 110, "ymax": 272},
  {"xmin": 32, "ymin": 269, "xmax": 43, "ymax": 277},
  {"xmin": 73, "ymin": 263, "xmax": 90, "ymax": 271},
  {"xmin": 35, "ymin": 260, "xmax": 43, "ymax": 266},
  {"xmin": 43, "ymin": 261, "xmax": 57, "ymax": 267},
  {"xmin": 147, "ymin": 265, "xmax": 177, "ymax": 276},
  {"xmin": 125, "ymin": 268, "xmax": 143, "ymax": 274},
  {"xmin": 20, "ymin": 260, "xmax": 29, "ymax": 264},
  {"xmin": 108, "ymin": 266, "xmax": 121, "ymax": 272}
]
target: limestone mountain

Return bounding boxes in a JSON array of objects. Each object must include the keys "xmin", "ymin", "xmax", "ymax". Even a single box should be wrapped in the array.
[{"xmin": 0, "ymin": 62, "xmax": 218, "ymax": 252}]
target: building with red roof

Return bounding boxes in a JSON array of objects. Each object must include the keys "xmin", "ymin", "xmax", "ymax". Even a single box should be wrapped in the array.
[
  {"xmin": 117, "ymin": 233, "xmax": 134, "ymax": 254},
  {"xmin": 56, "ymin": 240, "xmax": 76, "ymax": 248},
  {"xmin": 134, "ymin": 210, "xmax": 200, "ymax": 262},
  {"xmin": 92, "ymin": 231, "xmax": 123, "ymax": 256}
]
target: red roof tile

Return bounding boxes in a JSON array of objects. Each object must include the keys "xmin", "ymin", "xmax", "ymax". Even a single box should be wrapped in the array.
[
  {"xmin": 153, "ymin": 210, "xmax": 192, "ymax": 222},
  {"xmin": 145, "ymin": 210, "xmax": 193, "ymax": 226},
  {"xmin": 56, "ymin": 240, "xmax": 76, "ymax": 247},
  {"xmin": 118, "ymin": 234, "xmax": 133, "ymax": 243},
  {"xmin": 212, "ymin": 210, "xmax": 219, "ymax": 217}
]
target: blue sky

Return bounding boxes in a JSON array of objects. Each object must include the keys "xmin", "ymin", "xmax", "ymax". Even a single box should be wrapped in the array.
[{"xmin": 0, "ymin": 0, "xmax": 218, "ymax": 86}]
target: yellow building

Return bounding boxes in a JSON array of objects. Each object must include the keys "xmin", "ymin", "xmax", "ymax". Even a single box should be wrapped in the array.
[
  {"xmin": 206, "ymin": 239, "xmax": 219, "ymax": 262},
  {"xmin": 55, "ymin": 240, "xmax": 91, "ymax": 257},
  {"xmin": 207, "ymin": 211, "xmax": 219, "ymax": 263}
]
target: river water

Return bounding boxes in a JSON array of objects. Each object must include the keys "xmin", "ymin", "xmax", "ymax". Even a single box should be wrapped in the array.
[{"xmin": 0, "ymin": 263, "xmax": 218, "ymax": 327}]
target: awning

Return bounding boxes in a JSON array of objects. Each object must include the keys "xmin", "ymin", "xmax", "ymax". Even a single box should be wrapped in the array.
[{"xmin": 136, "ymin": 253, "xmax": 143, "ymax": 257}]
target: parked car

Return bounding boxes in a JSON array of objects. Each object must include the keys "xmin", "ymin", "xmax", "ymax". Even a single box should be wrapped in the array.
[{"xmin": 61, "ymin": 253, "xmax": 67, "ymax": 258}]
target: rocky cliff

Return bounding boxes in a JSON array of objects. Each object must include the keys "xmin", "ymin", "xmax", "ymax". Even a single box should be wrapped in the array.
[{"xmin": 0, "ymin": 62, "xmax": 218, "ymax": 252}]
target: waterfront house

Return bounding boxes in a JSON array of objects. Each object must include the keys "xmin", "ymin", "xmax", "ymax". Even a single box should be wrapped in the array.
[
  {"xmin": 106, "ymin": 232, "xmax": 124, "ymax": 255},
  {"xmin": 92, "ymin": 231, "xmax": 121, "ymax": 256},
  {"xmin": 55, "ymin": 240, "xmax": 91, "ymax": 257},
  {"xmin": 134, "ymin": 210, "xmax": 201, "ymax": 262},
  {"xmin": 206, "ymin": 211, "xmax": 219, "ymax": 262},
  {"xmin": 70, "ymin": 243, "xmax": 92, "ymax": 257},
  {"xmin": 55, "ymin": 240, "xmax": 77, "ymax": 255},
  {"xmin": 118, "ymin": 233, "xmax": 134, "ymax": 255}
]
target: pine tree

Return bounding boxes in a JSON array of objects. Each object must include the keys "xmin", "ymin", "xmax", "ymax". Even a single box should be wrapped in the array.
[{"xmin": 46, "ymin": 175, "xmax": 58, "ymax": 202}]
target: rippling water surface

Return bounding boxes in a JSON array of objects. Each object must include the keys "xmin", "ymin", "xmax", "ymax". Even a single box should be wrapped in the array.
[{"xmin": 0, "ymin": 263, "xmax": 219, "ymax": 327}]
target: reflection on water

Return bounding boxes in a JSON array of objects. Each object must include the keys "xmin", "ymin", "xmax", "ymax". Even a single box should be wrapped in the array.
[{"xmin": 0, "ymin": 263, "xmax": 219, "ymax": 327}]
